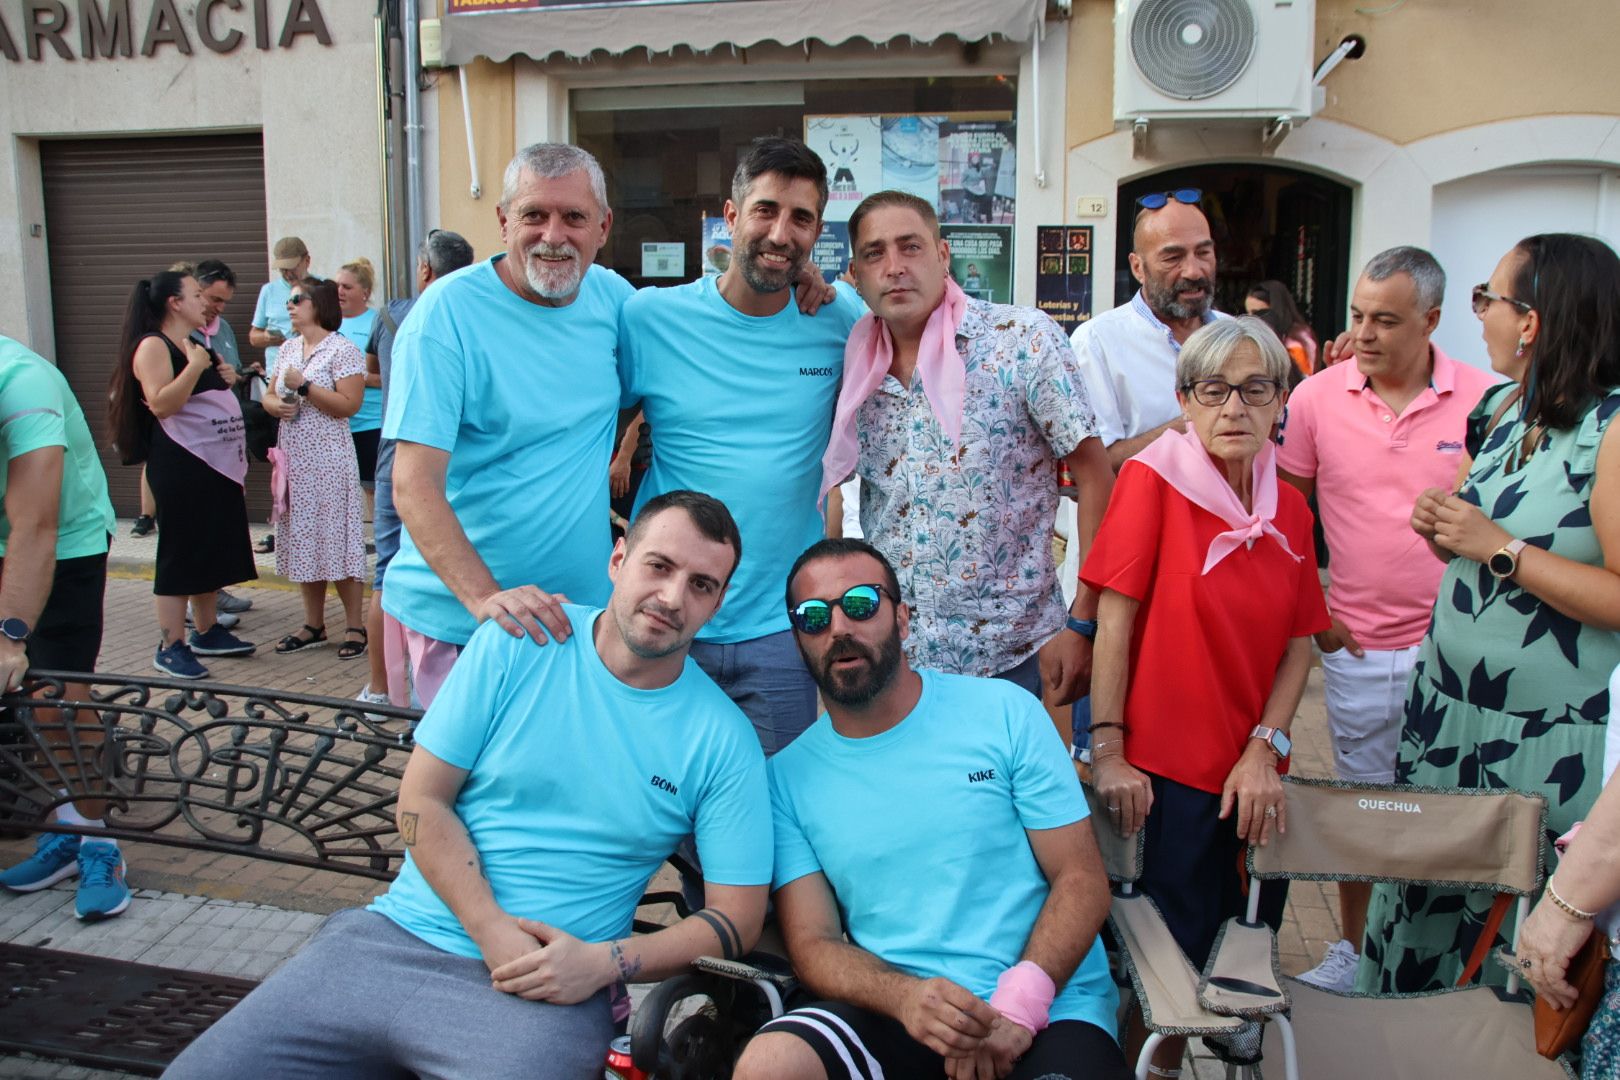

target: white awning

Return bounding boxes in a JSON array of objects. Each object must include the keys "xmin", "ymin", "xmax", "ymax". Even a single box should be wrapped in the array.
[{"xmin": 440, "ymin": 0, "xmax": 1046, "ymax": 66}]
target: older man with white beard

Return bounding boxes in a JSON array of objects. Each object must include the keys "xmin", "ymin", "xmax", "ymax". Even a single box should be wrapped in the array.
[{"xmin": 384, "ymin": 143, "xmax": 635, "ymax": 706}]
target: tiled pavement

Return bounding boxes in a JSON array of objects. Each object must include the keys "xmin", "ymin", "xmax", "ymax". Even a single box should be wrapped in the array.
[{"xmin": 1, "ymin": 521, "xmax": 1347, "ymax": 1076}]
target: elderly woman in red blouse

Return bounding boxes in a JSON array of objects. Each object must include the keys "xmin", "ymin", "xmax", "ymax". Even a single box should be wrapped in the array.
[{"xmin": 1082, "ymin": 315, "xmax": 1330, "ymax": 1075}]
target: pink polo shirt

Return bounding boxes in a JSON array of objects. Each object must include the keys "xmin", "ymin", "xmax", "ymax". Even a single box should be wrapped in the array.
[{"xmin": 1276, "ymin": 346, "xmax": 1498, "ymax": 649}]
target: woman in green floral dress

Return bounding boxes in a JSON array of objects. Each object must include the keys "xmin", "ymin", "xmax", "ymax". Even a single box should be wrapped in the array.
[{"xmin": 1358, "ymin": 233, "xmax": 1620, "ymax": 993}]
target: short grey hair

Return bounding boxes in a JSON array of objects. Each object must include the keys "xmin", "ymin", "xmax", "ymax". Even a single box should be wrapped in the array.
[
  {"xmin": 1361, "ymin": 245, "xmax": 1446, "ymax": 311},
  {"xmin": 418, "ymin": 228, "xmax": 475, "ymax": 279},
  {"xmin": 499, "ymin": 143, "xmax": 609, "ymax": 219},
  {"xmin": 1177, "ymin": 316, "xmax": 1293, "ymax": 388}
]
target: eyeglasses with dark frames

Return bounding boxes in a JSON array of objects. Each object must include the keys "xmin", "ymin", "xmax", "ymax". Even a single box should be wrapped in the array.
[
  {"xmin": 286, "ymin": 294, "xmax": 311, "ymax": 307},
  {"xmin": 1182, "ymin": 377, "xmax": 1283, "ymax": 408},
  {"xmin": 1470, "ymin": 284, "xmax": 1533, "ymax": 317},
  {"xmin": 788, "ymin": 584, "xmax": 896, "ymax": 635},
  {"xmin": 1136, "ymin": 188, "xmax": 1202, "ymax": 210}
]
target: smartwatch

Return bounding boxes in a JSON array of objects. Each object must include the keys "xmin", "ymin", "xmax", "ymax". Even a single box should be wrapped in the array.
[
  {"xmin": 0, "ymin": 617, "xmax": 29, "ymax": 644},
  {"xmin": 1488, "ymin": 538, "xmax": 1528, "ymax": 580},
  {"xmin": 295, "ymin": 381, "xmax": 311, "ymax": 397},
  {"xmin": 1250, "ymin": 724, "xmax": 1292, "ymax": 761},
  {"xmin": 1065, "ymin": 616, "xmax": 1098, "ymax": 639}
]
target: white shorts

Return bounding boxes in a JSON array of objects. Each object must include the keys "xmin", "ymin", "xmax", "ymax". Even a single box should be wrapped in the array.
[{"xmin": 1319, "ymin": 645, "xmax": 1420, "ymax": 784}]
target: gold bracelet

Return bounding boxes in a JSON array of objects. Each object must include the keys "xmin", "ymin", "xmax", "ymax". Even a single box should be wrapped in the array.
[{"xmin": 1546, "ymin": 877, "xmax": 1596, "ymax": 921}]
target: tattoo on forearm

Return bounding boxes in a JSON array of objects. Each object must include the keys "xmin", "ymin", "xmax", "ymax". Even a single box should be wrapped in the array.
[
  {"xmin": 692, "ymin": 908, "xmax": 741, "ymax": 960},
  {"xmin": 610, "ymin": 940, "xmax": 643, "ymax": 981},
  {"xmin": 400, "ymin": 811, "xmax": 419, "ymax": 846}
]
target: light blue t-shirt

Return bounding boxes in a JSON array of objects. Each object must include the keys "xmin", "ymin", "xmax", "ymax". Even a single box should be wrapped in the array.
[
  {"xmin": 382, "ymin": 257, "xmax": 635, "ymax": 644},
  {"xmin": 371, "ymin": 605, "xmax": 772, "ymax": 958},
  {"xmin": 339, "ymin": 308, "xmax": 382, "ymax": 433},
  {"xmin": 620, "ymin": 277, "xmax": 865, "ymax": 642},
  {"xmin": 251, "ymin": 277, "xmax": 292, "ymax": 338},
  {"xmin": 768, "ymin": 670, "xmax": 1119, "ymax": 1035}
]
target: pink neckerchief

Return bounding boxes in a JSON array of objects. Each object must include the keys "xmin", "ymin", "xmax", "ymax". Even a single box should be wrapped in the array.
[
  {"xmin": 820, "ymin": 278, "xmax": 969, "ymax": 501},
  {"xmin": 199, "ymin": 316, "xmax": 221, "ymax": 346},
  {"xmin": 1132, "ymin": 427, "xmax": 1300, "ymax": 575}
]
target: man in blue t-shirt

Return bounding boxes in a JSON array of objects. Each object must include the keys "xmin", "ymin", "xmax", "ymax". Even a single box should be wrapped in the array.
[
  {"xmin": 383, "ymin": 143, "xmax": 635, "ymax": 708},
  {"xmin": 735, "ymin": 538, "xmax": 1127, "ymax": 1080},
  {"xmin": 167, "ymin": 491, "xmax": 773, "ymax": 1080},
  {"xmin": 620, "ymin": 137, "xmax": 865, "ymax": 754}
]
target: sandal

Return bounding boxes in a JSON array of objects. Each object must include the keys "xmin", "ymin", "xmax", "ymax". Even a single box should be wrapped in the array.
[
  {"xmin": 254, "ymin": 534, "xmax": 275, "ymax": 554},
  {"xmin": 338, "ymin": 626, "xmax": 368, "ymax": 660},
  {"xmin": 275, "ymin": 624, "xmax": 327, "ymax": 653}
]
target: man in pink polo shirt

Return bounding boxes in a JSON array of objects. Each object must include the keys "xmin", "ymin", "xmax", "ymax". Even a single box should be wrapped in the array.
[{"xmin": 1276, "ymin": 246, "xmax": 1498, "ymax": 992}]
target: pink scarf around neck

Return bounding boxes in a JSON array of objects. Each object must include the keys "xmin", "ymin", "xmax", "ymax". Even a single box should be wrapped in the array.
[
  {"xmin": 1132, "ymin": 427, "xmax": 1300, "ymax": 575},
  {"xmin": 820, "ymin": 278, "xmax": 969, "ymax": 501}
]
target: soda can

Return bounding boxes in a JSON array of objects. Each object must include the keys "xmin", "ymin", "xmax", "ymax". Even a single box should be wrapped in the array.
[{"xmin": 604, "ymin": 1035, "xmax": 647, "ymax": 1080}]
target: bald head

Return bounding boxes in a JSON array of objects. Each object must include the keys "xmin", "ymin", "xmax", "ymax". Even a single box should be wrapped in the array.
[{"xmin": 1130, "ymin": 201, "xmax": 1217, "ymax": 323}]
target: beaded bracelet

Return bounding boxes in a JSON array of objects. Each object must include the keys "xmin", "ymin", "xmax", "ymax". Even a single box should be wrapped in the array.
[{"xmin": 1546, "ymin": 877, "xmax": 1596, "ymax": 921}]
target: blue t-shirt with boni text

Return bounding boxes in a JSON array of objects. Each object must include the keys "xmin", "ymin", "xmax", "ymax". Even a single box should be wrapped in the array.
[
  {"xmin": 371, "ymin": 605, "xmax": 772, "ymax": 959},
  {"xmin": 620, "ymin": 277, "xmax": 864, "ymax": 642},
  {"xmin": 339, "ymin": 307, "xmax": 382, "ymax": 433},
  {"xmin": 768, "ymin": 671, "xmax": 1119, "ymax": 1035},
  {"xmin": 383, "ymin": 257, "xmax": 634, "ymax": 644}
]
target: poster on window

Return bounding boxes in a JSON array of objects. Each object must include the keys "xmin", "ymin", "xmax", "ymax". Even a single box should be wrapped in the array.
[
  {"xmin": 943, "ymin": 225, "xmax": 1012, "ymax": 305},
  {"xmin": 938, "ymin": 120, "xmax": 1015, "ymax": 225},
  {"xmin": 879, "ymin": 115, "xmax": 943, "ymax": 207},
  {"xmin": 700, "ymin": 215, "xmax": 732, "ymax": 278},
  {"xmin": 811, "ymin": 222, "xmax": 851, "ymax": 283},
  {"xmin": 1034, "ymin": 226, "xmax": 1094, "ymax": 333},
  {"xmin": 805, "ymin": 115, "xmax": 882, "ymax": 223}
]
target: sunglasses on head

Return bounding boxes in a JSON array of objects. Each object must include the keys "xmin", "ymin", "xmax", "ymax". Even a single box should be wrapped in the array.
[
  {"xmin": 788, "ymin": 584, "xmax": 895, "ymax": 635},
  {"xmin": 1136, "ymin": 188, "xmax": 1202, "ymax": 210}
]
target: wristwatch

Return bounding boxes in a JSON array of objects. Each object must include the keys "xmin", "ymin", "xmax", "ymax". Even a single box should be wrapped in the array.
[
  {"xmin": 1065, "ymin": 616, "xmax": 1098, "ymax": 639},
  {"xmin": 1488, "ymin": 538, "xmax": 1529, "ymax": 580},
  {"xmin": 0, "ymin": 618, "xmax": 29, "ymax": 644},
  {"xmin": 295, "ymin": 381, "xmax": 311, "ymax": 397},
  {"xmin": 1250, "ymin": 724, "xmax": 1292, "ymax": 761}
]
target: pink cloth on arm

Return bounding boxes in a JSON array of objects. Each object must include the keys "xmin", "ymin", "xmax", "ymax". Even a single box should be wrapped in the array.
[
  {"xmin": 267, "ymin": 446, "xmax": 289, "ymax": 521},
  {"xmin": 819, "ymin": 277, "xmax": 968, "ymax": 501},
  {"xmin": 989, "ymin": 960, "xmax": 1056, "ymax": 1035}
]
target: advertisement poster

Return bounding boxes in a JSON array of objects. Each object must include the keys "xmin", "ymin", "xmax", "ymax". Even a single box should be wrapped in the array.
[
  {"xmin": 805, "ymin": 115, "xmax": 882, "ymax": 223},
  {"xmin": 880, "ymin": 115, "xmax": 942, "ymax": 206},
  {"xmin": 938, "ymin": 120, "xmax": 1015, "ymax": 225},
  {"xmin": 641, "ymin": 243, "xmax": 685, "ymax": 278},
  {"xmin": 1034, "ymin": 226, "xmax": 1095, "ymax": 334},
  {"xmin": 943, "ymin": 225, "xmax": 1012, "ymax": 305},
  {"xmin": 700, "ymin": 215, "xmax": 732, "ymax": 278},
  {"xmin": 811, "ymin": 221, "xmax": 851, "ymax": 283}
]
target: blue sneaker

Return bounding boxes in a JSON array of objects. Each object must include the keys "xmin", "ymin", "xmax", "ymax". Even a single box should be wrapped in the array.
[
  {"xmin": 154, "ymin": 640, "xmax": 209, "ymax": 679},
  {"xmin": 0, "ymin": 832, "xmax": 81, "ymax": 892},
  {"xmin": 188, "ymin": 624, "xmax": 256, "ymax": 657},
  {"xmin": 74, "ymin": 841, "xmax": 131, "ymax": 921}
]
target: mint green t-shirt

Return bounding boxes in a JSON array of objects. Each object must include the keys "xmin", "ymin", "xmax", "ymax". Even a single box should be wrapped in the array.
[
  {"xmin": 769, "ymin": 670, "xmax": 1120, "ymax": 1035},
  {"xmin": 0, "ymin": 336, "xmax": 115, "ymax": 559},
  {"xmin": 371, "ymin": 605, "xmax": 772, "ymax": 958}
]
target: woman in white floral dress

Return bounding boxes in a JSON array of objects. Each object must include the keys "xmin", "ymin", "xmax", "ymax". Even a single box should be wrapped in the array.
[{"xmin": 262, "ymin": 278, "xmax": 370, "ymax": 659}]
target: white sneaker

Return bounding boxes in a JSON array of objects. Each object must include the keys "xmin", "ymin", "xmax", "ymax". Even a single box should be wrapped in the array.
[
  {"xmin": 355, "ymin": 686, "xmax": 391, "ymax": 707},
  {"xmin": 1296, "ymin": 938, "xmax": 1359, "ymax": 993}
]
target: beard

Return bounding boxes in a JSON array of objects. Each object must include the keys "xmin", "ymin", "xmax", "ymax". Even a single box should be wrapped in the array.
[
  {"xmin": 1145, "ymin": 273, "xmax": 1214, "ymax": 321},
  {"xmin": 805, "ymin": 629, "xmax": 903, "ymax": 709},
  {"xmin": 735, "ymin": 235, "xmax": 804, "ymax": 295},
  {"xmin": 612, "ymin": 599, "xmax": 691, "ymax": 661},
  {"xmin": 522, "ymin": 242, "xmax": 584, "ymax": 300}
]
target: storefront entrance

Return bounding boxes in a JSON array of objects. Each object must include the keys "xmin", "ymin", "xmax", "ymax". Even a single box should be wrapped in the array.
[{"xmin": 1115, "ymin": 164, "xmax": 1353, "ymax": 347}]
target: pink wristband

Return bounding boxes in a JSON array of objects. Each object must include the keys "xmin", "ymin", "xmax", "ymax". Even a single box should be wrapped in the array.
[{"xmin": 989, "ymin": 960, "xmax": 1057, "ymax": 1035}]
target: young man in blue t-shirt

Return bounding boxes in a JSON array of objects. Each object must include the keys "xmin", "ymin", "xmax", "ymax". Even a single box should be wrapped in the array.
[
  {"xmin": 735, "ymin": 538, "xmax": 1128, "ymax": 1080},
  {"xmin": 619, "ymin": 137, "xmax": 866, "ymax": 755},
  {"xmin": 167, "ymin": 491, "xmax": 773, "ymax": 1079}
]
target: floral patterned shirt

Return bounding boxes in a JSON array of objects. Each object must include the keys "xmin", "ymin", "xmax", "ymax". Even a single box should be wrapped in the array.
[{"xmin": 856, "ymin": 299, "xmax": 1099, "ymax": 677}]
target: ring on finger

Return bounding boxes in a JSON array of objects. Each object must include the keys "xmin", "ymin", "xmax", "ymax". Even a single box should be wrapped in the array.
[
  {"xmin": 1264, "ymin": 805, "xmax": 1278, "ymax": 819},
  {"xmin": 1520, "ymin": 957, "xmax": 1534, "ymax": 969}
]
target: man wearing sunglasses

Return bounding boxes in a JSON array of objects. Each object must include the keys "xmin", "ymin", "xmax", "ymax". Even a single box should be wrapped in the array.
[
  {"xmin": 824, "ymin": 190, "xmax": 1112, "ymax": 707},
  {"xmin": 1070, "ymin": 188, "xmax": 1227, "ymax": 471},
  {"xmin": 734, "ymin": 538, "xmax": 1126, "ymax": 1080},
  {"xmin": 1275, "ymin": 246, "xmax": 1496, "ymax": 993},
  {"xmin": 168, "ymin": 490, "xmax": 772, "ymax": 1080}
]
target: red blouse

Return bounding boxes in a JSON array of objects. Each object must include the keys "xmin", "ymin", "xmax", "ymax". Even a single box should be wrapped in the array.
[{"xmin": 1080, "ymin": 461, "xmax": 1330, "ymax": 794}]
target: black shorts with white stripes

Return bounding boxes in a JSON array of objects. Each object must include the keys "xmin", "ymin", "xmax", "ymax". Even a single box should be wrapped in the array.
[{"xmin": 753, "ymin": 999, "xmax": 1130, "ymax": 1080}]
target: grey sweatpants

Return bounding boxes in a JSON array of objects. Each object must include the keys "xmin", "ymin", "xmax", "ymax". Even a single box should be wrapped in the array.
[{"xmin": 163, "ymin": 908, "xmax": 613, "ymax": 1080}]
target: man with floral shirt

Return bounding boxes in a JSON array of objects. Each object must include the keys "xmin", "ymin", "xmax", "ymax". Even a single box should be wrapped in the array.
[{"xmin": 820, "ymin": 191, "xmax": 1113, "ymax": 702}]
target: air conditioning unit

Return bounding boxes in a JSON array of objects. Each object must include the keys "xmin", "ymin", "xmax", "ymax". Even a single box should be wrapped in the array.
[{"xmin": 1114, "ymin": 0, "xmax": 1316, "ymax": 122}]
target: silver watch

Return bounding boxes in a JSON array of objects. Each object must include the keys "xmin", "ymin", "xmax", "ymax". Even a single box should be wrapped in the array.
[{"xmin": 1250, "ymin": 724, "xmax": 1292, "ymax": 760}]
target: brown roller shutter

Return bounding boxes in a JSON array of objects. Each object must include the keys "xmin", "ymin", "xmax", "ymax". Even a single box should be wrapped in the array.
[{"xmin": 41, "ymin": 134, "xmax": 275, "ymax": 521}]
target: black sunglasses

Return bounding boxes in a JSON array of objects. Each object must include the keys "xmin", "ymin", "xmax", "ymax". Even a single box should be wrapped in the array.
[
  {"xmin": 788, "ymin": 584, "xmax": 895, "ymax": 635},
  {"xmin": 1136, "ymin": 188, "xmax": 1202, "ymax": 210},
  {"xmin": 286, "ymin": 294, "xmax": 311, "ymax": 306}
]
